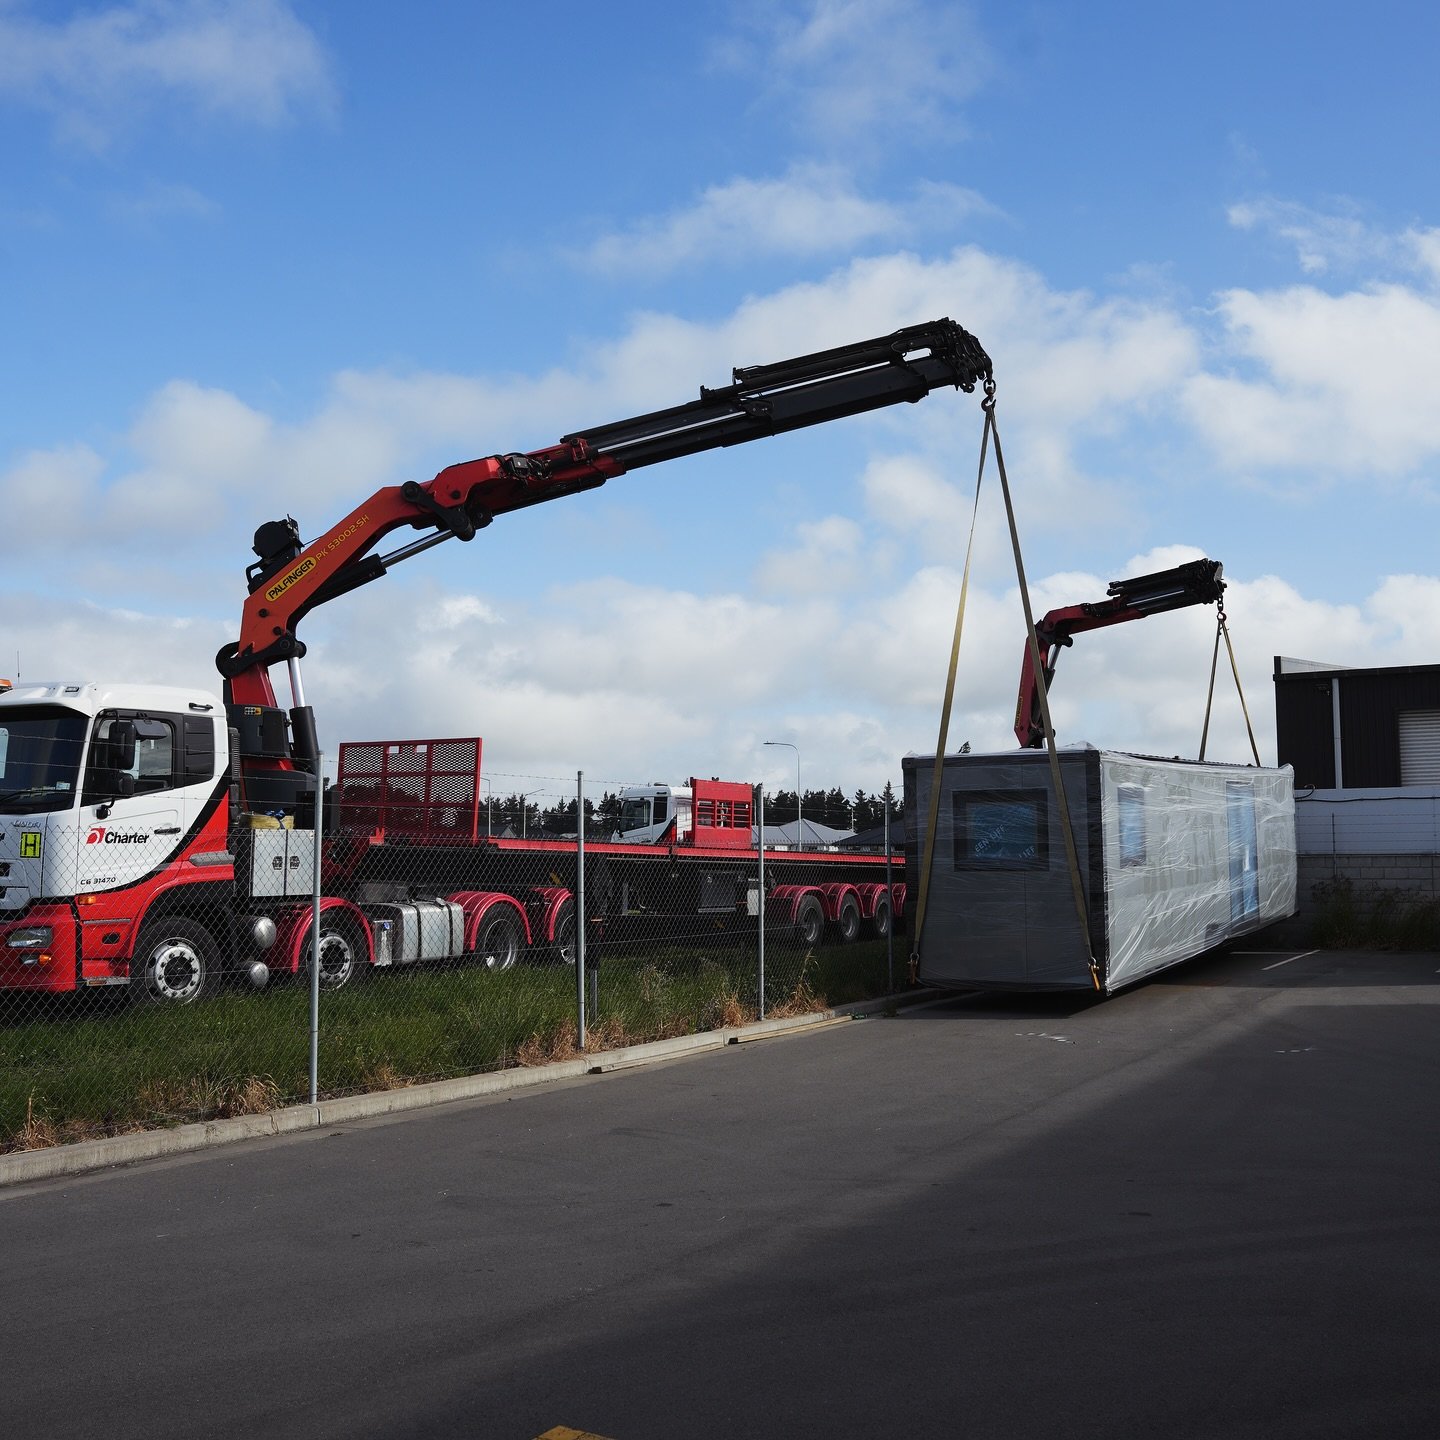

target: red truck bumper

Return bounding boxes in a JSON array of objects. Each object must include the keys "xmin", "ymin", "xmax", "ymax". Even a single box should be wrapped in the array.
[{"xmin": 0, "ymin": 906, "xmax": 80, "ymax": 993}]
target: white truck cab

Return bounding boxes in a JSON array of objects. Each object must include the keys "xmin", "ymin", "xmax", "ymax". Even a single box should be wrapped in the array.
[
  {"xmin": 613, "ymin": 779, "xmax": 758, "ymax": 849},
  {"xmin": 619, "ymin": 789, "xmax": 708, "ymax": 840},
  {"xmin": 614, "ymin": 783, "xmax": 691, "ymax": 844},
  {"xmin": 0, "ymin": 681, "xmax": 227, "ymax": 912}
]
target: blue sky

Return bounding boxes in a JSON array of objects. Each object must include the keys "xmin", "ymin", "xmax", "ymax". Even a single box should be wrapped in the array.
[{"xmin": 3, "ymin": 1, "xmax": 1438, "ymax": 803}]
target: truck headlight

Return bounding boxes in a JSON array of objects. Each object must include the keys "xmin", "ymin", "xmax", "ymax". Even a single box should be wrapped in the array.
[{"xmin": 6, "ymin": 926, "xmax": 53, "ymax": 949}]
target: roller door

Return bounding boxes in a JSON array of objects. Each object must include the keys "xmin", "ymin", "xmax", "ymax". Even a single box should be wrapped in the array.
[{"xmin": 1398, "ymin": 710, "xmax": 1440, "ymax": 784}]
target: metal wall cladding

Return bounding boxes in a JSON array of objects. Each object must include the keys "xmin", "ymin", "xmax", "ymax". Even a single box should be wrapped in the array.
[
  {"xmin": 903, "ymin": 748, "xmax": 1102, "ymax": 992},
  {"xmin": 1341, "ymin": 670, "xmax": 1440, "ymax": 786},
  {"xmin": 1275, "ymin": 662, "xmax": 1440, "ymax": 789},
  {"xmin": 1274, "ymin": 673, "xmax": 1337, "ymax": 788},
  {"xmin": 366, "ymin": 900, "xmax": 465, "ymax": 965}
]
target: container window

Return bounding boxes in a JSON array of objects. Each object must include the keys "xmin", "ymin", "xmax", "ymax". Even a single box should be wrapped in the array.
[
  {"xmin": 1226, "ymin": 781, "xmax": 1260, "ymax": 921},
  {"xmin": 953, "ymin": 789, "xmax": 1048, "ymax": 870},
  {"xmin": 1117, "ymin": 783, "xmax": 1146, "ymax": 867}
]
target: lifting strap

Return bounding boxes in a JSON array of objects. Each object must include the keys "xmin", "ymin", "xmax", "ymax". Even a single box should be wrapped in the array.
[
  {"xmin": 990, "ymin": 400, "xmax": 1101, "ymax": 991},
  {"xmin": 909, "ymin": 384, "xmax": 1101, "ymax": 991},
  {"xmin": 908, "ymin": 392, "xmax": 991, "ymax": 983},
  {"xmin": 1199, "ymin": 601, "xmax": 1261, "ymax": 765}
]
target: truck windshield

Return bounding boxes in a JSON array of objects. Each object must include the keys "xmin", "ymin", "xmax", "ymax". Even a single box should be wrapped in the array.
[
  {"xmin": 617, "ymin": 798, "xmax": 655, "ymax": 833},
  {"xmin": 0, "ymin": 706, "xmax": 88, "ymax": 813}
]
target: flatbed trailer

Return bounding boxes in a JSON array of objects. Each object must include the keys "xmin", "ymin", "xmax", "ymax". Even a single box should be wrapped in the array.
[{"xmin": 328, "ymin": 736, "xmax": 902, "ymax": 970}]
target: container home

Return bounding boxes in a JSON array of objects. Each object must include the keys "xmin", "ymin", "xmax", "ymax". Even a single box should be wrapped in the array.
[{"xmin": 903, "ymin": 746, "xmax": 1296, "ymax": 993}]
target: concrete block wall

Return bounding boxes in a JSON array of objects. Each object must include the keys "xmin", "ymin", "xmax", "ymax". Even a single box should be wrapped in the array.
[
  {"xmin": 1260, "ymin": 853, "xmax": 1440, "ymax": 946},
  {"xmin": 1298, "ymin": 853, "xmax": 1440, "ymax": 897}
]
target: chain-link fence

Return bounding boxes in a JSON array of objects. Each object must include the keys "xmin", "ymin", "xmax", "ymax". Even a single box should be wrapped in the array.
[{"xmin": 1, "ymin": 725, "xmax": 905, "ymax": 1153}]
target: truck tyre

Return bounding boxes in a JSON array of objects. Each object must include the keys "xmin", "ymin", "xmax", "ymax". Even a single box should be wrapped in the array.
[
  {"xmin": 871, "ymin": 898, "xmax": 891, "ymax": 940},
  {"xmin": 308, "ymin": 915, "xmax": 362, "ymax": 991},
  {"xmin": 475, "ymin": 911, "xmax": 521, "ymax": 972},
  {"xmin": 130, "ymin": 917, "xmax": 215, "ymax": 1006},
  {"xmin": 834, "ymin": 894, "xmax": 861, "ymax": 944},
  {"xmin": 549, "ymin": 899, "xmax": 576, "ymax": 966},
  {"xmin": 794, "ymin": 894, "xmax": 825, "ymax": 949}
]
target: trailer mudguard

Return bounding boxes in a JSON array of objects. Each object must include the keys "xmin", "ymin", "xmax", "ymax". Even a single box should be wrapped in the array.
[
  {"xmin": 853, "ymin": 882, "xmax": 888, "ymax": 919},
  {"xmin": 447, "ymin": 890, "xmax": 533, "ymax": 950},
  {"xmin": 527, "ymin": 885, "xmax": 573, "ymax": 944},
  {"xmin": 272, "ymin": 897, "xmax": 372, "ymax": 976},
  {"xmin": 818, "ymin": 881, "xmax": 861, "ymax": 921}
]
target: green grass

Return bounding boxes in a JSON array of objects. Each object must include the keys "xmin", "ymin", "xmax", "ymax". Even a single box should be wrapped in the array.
[{"xmin": 0, "ymin": 934, "xmax": 901, "ymax": 1151}]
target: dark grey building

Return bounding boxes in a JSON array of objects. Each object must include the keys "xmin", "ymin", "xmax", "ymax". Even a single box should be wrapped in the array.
[{"xmin": 1274, "ymin": 656, "xmax": 1440, "ymax": 789}]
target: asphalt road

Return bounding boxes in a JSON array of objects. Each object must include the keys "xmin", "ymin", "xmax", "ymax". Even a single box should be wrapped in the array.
[{"xmin": 4, "ymin": 946, "xmax": 1438, "ymax": 1440}]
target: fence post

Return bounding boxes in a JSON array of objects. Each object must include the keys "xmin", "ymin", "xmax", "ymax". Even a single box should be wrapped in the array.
[
  {"xmin": 309, "ymin": 751, "xmax": 324, "ymax": 1106},
  {"xmin": 756, "ymin": 783, "xmax": 766, "ymax": 1021},
  {"xmin": 884, "ymin": 798, "xmax": 893, "ymax": 994},
  {"xmin": 576, "ymin": 770, "xmax": 586, "ymax": 1050},
  {"xmin": 585, "ymin": 776, "xmax": 598, "ymax": 1021}
]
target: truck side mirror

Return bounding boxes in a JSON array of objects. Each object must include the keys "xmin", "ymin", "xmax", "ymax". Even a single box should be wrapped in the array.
[
  {"xmin": 108, "ymin": 720, "xmax": 138, "ymax": 772},
  {"xmin": 92, "ymin": 770, "xmax": 136, "ymax": 801},
  {"xmin": 86, "ymin": 768, "xmax": 136, "ymax": 816}
]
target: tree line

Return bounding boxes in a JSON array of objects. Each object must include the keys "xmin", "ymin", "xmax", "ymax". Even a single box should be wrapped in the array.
[
  {"xmin": 480, "ymin": 782, "xmax": 904, "ymax": 838},
  {"xmin": 761, "ymin": 784, "xmax": 902, "ymax": 833}
]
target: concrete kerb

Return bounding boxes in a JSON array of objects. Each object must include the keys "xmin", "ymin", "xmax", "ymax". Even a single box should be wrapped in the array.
[{"xmin": 0, "ymin": 990, "xmax": 938, "ymax": 1188}]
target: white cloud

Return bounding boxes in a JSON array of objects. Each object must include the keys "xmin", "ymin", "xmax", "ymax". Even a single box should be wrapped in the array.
[
  {"xmin": 105, "ymin": 179, "xmax": 219, "ymax": 225},
  {"xmin": 0, "ymin": 591, "xmax": 230, "ymax": 696},
  {"xmin": 0, "ymin": 443, "xmax": 107, "ymax": 553},
  {"xmin": 861, "ymin": 455, "xmax": 967, "ymax": 539},
  {"xmin": 719, "ymin": 0, "xmax": 993, "ymax": 149},
  {"xmin": 2, "ymin": 549, "xmax": 1412, "ymax": 797},
  {"xmin": 129, "ymin": 379, "xmax": 273, "ymax": 486},
  {"xmin": 1229, "ymin": 197, "xmax": 1387, "ymax": 277},
  {"xmin": 1183, "ymin": 280, "xmax": 1440, "ymax": 475},
  {"xmin": 1365, "ymin": 574, "xmax": 1440, "ymax": 652},
  {"xmin": 1229, "ymin": 196, "xmax": 1440, "ymax": 287},
  {"xmin": 1408, "ymin": 228, "xmax": 1440, "ymax": 286},
  {"xmin": 754, "ymin": 516, "xmax": 867, "ymax": 595},
  {"xmin": 0, "ymin": 244, "xmax": 1211, "ymax": 651},
  {"xmin": 0, "ymin": 0, "xmax": 336, "ymax": 147},
  {"xmin": 577, "ymin": 166, "xmax": 998, "ymax": 275}
]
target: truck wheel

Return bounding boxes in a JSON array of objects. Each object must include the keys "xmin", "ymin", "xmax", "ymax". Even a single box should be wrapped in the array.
[
  {"xmin": 131, "ymin": 918, "xmax": 215, "ymax": 1005},
  {"xmin": 475, "ymin": 911, "xmax": 521, "ymax": 972},
  {"xmin": 550, "ymin": 900, "xmax": 576, "ymax": 966},
  {"xmin": 871, "ymin": 898, "xmax": 891, "ymax": 940},
  {"xmin": 834, "ymin": 895, "xmax": 861, "ymax": 944},
  {"xmin": 794, "ymin": 895, "xmax": 825, "ymax": 949},
  {"xmin": 307, "ymin": 917, "xmax": 362, "ymax": 991}
]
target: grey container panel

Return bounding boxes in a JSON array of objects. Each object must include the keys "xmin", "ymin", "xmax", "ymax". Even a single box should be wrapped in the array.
[{"xmin": 905, "ymin": 750, "xmax": 1101, "ymax": 991}]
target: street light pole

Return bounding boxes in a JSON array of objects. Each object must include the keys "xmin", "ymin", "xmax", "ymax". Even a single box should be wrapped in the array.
[
  {"xmin": 763, "ymin": 740, "xmax": 801, "ymax": 850},
  {"xmin": 517, "ymin": 787, "xmax": 549, "ymax": 839}
]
